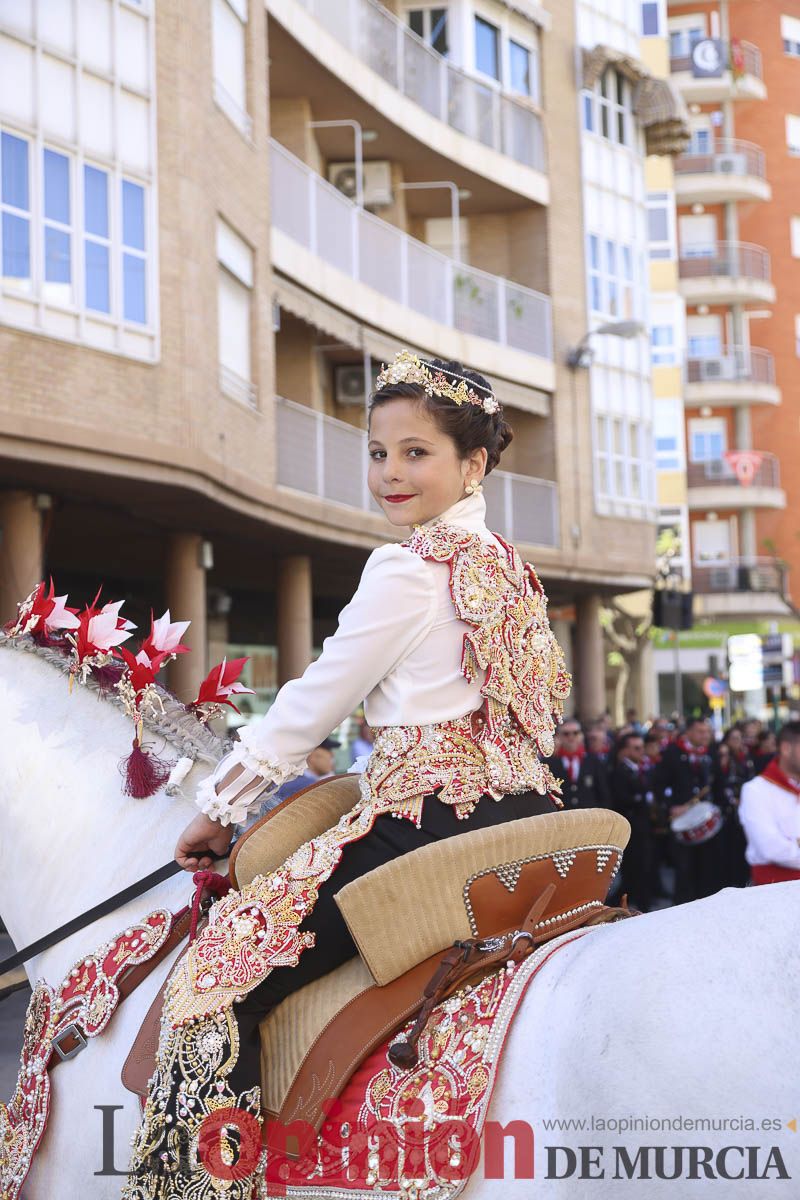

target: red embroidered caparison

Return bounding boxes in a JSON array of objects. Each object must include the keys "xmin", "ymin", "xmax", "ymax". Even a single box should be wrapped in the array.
[{"xmin": 122, "ymin": 523, "xmax": 571, "ymax": 1198}]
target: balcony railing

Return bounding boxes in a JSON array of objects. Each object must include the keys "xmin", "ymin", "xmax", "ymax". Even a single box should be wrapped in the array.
[
  {"xmin": 271, "ymin": 140, "xmax": 553, "ymax": 360},
  {"xmin": 292, "ymin": 0, "xmax": 546, "ymax": 172},
  {"xmin": 686, "ymin": 346, "xmax": 775, "ymax": 386},
  {"xmin": 670, "ymin": 39, "xmax": 762, "ymax": 80},
  {"xmin": 678, "ymin": 241, "xmax": 771, "ymax": 283},
  {"xmin": 693, "ymin": 557, "xmax": 786, "ymax": 596},
  {"xmin": 675, "ymin": 138, "xmax": 766, "ymax": 180},
  {"xmin": 687, "ymin": 451, "xmax": 780, "ymax": 490},
  {"xmin": 275, "ymin": 396, "xmax": 560, "ymax": 547}
]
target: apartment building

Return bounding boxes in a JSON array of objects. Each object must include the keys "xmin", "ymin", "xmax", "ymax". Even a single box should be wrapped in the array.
[
  {"xmin": 0, "ymin": 0, "xmax": 684, "ymax": 724},
  {"xmin": 656, "ymin": 0, "xmax": 799, "ymax": 714}
]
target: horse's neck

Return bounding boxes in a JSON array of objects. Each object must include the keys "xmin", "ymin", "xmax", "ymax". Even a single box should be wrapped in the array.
[{"xmin": 0, "ymin": 648, "xmax": 218, "ymax": 976}]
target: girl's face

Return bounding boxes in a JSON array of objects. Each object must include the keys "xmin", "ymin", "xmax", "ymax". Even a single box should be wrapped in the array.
[{"xmin": 367, "ymin": 397, "xmax": 486, "ymax": 528}]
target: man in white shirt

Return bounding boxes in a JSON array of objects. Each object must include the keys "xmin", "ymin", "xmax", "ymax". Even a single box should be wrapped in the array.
[{"xmin": 739, "ymin": 721, "xmax": 800, "ymax": 885}]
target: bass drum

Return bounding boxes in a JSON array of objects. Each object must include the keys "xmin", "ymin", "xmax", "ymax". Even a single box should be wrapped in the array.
[{"xmin": 670, "ymin": 800, "xmax": 723, "ymax": 847}]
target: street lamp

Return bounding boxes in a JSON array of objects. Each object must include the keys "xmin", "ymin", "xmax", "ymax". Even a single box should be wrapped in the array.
[
  {"xmin": 566, "ymin": 319, "xmax": 646, "ymax": 369},
  {"xmin": 396, "ymin": 181, "xmax": 471, "ymax": 262},
  {"xmin": 308, "ymin": 120, "xmax": 378, "ymax": 208}
]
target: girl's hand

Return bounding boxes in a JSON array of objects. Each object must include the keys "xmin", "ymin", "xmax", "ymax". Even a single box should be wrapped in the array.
[{"xmin": 175, "ymin": 812, "xmax": 235, "ymax": 871}]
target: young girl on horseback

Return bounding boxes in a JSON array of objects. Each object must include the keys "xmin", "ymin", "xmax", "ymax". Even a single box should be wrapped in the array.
[{"xmin": 123, "ymin": 352, "xmax": 570, "ymax": 1197}]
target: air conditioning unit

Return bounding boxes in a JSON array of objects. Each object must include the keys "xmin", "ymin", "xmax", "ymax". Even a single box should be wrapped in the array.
[
  {"xmin": 714, "ymin": 152, "xmax": 748, "ymax": 175},
  {"xmin": 334, "ymin": 363, "xmax": 381, "ymax": 406},
  {"xmin": 328, "ymin": 161, "xmax": 393, "ymax": 209},
  {"xmin": 698, "ymin": 357, "xmax": 737, "ymax": 381}
]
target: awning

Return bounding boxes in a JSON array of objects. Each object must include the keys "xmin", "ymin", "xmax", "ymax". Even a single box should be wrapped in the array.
[
  {"xmin": 582, "ymin": 46, "xmax": 691, "ymax": 157},
  {"xmin": 273, "ymin": 275, "xmax": 362, "ymax": 348},
  {"xmin": 498, "ymin": 0, "xmax": 551, "ymax": 30},
  {"xmin": 582, "ymin": 45, "xmax": 650, "ymax": 90},
  {"xmin": 634, "ymin": 77, "xmax": 691, "ymax": 156}
]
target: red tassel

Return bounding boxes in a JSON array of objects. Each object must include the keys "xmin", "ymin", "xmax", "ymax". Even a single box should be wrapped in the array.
[
  {"xmin": 188, "ymin": 870, "xmax": 232, "ymax": 943},
  {"xmin": 120, "ymin": 737, "xmax": 172, "ymax": 798}
]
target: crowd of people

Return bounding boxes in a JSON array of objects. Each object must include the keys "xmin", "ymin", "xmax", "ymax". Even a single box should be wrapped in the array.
[{"xmin": 545, "ymin": 711, "xmax": 800, "ymax": 909}]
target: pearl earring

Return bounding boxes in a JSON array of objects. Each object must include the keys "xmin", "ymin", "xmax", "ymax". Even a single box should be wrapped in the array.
[{"xmin": 465, "ymin": 479, "xmax": 483, "ymax": 496}]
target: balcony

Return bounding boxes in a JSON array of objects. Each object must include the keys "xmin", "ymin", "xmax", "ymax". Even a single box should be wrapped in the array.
[
  {"xmin": 678, "ymin": 242, "xmax": 775, "ymax": 305},
  {"xmin": 687, "ymin": 452, "xmax": 785, "ymax": 511},
  {"xmin": 693, "ymin": 557, "xmax": 791, "ymax": 618},
  {"xmin": 674, "ymin": 139, "xmax": 771, "ymax": 205},
  {"xmin": 275, "ymin": 396, "xmax": 560, "ymax": 548},
  {"xmin": 684, "ymin": 347, "xmax": 780, "ymax": 409},
  {"xmin": 267, "ymin": 0, "xmax": 547, "ymax": 201},
  {"xmin": 670, "ymin": 39, "xmax": 766, "ymax": 103},
  {"xmin": 270, "ymin": 140, "xmax": 554, "ymax": 386}
]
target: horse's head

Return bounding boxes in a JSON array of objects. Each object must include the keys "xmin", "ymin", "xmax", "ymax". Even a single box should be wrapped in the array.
[{"xmin": 0, "ymin": 634, "xmax": 227, "ymax": 953}]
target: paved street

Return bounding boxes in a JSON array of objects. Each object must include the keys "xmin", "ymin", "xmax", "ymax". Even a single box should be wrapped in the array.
[{"xmin": 0, "ymin": 935, "xmax": 30, "ymax": 1099}]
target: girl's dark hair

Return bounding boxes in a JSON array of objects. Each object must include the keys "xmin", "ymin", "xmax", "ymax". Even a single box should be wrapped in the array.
[{"xmin": 368, "ymin": 358, "xmax": 513, "ymax": 476}]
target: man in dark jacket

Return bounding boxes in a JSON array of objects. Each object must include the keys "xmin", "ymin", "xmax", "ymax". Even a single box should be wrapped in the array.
[
  {"xmin": 546, "ymin": 720, "xmax": 610, "ymax": 809},
  {"xmin": 610, "ymin": 731, "xmax": 654, "ymax": 911},
  {"xmin": 652, "ymin": 717, "xmax": 720, "ymax": 903}
]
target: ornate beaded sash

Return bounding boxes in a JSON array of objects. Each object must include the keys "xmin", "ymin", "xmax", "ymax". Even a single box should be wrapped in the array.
[{"xmin": 360, "ymin": 522, "xmax": 571, "ymax": 822}]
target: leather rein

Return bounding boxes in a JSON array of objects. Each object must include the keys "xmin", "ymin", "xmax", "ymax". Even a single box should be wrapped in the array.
[{"xmin": 0, "ymin": 859, "xmax": 184, "ymax": 1002}]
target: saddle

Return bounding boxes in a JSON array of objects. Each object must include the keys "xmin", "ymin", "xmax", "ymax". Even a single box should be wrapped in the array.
[{"xmin": 122, "ymin": 775, "xmax": 631, "ymax": 1146}]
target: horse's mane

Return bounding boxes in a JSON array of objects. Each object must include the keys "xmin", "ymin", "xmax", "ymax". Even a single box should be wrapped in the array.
[{"xmin": 0, "ymin": 633, "xmax": 226, "ymax": 764}]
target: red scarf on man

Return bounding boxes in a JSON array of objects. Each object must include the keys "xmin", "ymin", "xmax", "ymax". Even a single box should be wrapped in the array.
[
  {"xmin": 761, "ymin": 758, "xmax": 800, "ymax": 798},
  {"xmin": 560, "ymin": 746, "xmax": 585, "ymax": 783},
  {"xmin": 751, "ymin": 759, "xmax": 800, "ymax": 885},
  {"xmin": 677, "ymin": 735, "xmax": 708, "ymax": 766}
]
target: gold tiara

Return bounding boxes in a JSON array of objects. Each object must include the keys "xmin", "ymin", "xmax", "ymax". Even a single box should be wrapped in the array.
[{"xmin": 375, "ymin": 351, "xmax": 500, "ymax": 415}]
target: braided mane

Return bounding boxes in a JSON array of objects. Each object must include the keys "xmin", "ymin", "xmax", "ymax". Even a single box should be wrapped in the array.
[{"xmin": 0, "ymin": 633, "xmax": 226, "ymax": 765}]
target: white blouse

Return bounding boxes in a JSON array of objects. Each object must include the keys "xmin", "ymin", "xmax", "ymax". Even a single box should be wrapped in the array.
[{"xmin": 197, "ymin": 491, "xmax": 508, "ymax": 824}]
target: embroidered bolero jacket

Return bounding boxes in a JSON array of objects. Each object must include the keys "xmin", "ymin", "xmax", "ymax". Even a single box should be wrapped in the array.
[{"xmin": 197, "ymin": 490, "xmax": 571, "ymax": 825}]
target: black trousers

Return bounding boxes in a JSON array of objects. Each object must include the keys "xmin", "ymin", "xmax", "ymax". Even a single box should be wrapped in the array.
[{"xmin": 228, "ymin": 788, "xmax": 556, "ymax": 1096}]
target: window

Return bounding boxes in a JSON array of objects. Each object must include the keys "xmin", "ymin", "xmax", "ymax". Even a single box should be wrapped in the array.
[
  {"xmin": 474, "ymin": 15, "xmax": 500, "ymax": 80},
  {"xmin": 669, "ymin": 24, "xmax": 705, "ymax": 59},
  {"xmin": 509, "ymin": 39, "xmax": 538, "ymax": 101},
  {"xmin": 689, "ymin": 419, "xmax": 726, "ymax": 463},
  {"xmin": 642, "ymin": 3, "xmax": 661, "ymax": 36},
  {"xmin": 688, "ymin": 126, "xmax": 712, "ymax": 154},
  {"xmin": 679, "ymin": 213, "xmax": 717, "ymax": 257},
  {"xmin": 582, "ymin": 68, "xmax": 633, "ymax": 147},
  {"xmin": 83, "ymin": 164, "xmax": 110, "ymax": 313},
  {"xmin": 693, "ymin": 518, "xmax": 731, "ymax": 563},
  {"xmin": 786, "ymin": 114, "xmax": 800, "ymax": 155},
  {"xmin": 1, "ymin": 132, "xmax": 31, "ymax": 291},
  {"xmin": 687, "ymin": 315, "xmax": 722, "ymax": 359},
  {"xmin": 43, "ymin": 149, "xmax": 71, "ymax": 303},
  {"xmin": 586, "ymin": 233, "xmax": 634, "ymax": 318},
  {"xmin": 595, "ymin": 413, "xmax": 651, "ymax": 503},
  {"xmin": 122, "ymin": 179, "xmax": 147, "ymax": 322},
  {"xmin": 647, "ymin": 191, "xmax": 674, "ymax": 260},
  {"xmin": 1, "ymin": 4, "xmax": 155, "ymax": 356},
  {"xmin": 407, "ymin": 7, "xmax": 449, "ymax": 56},
  {"xmin": 782, "ymin": 14, "xmax": 800, "ymax": 57},
  {"xmin": 212, "ymin": 0, "xmax": 250, "ymax": 135},
  {"xmin": 651, "ymin": 325, "xmax": 676, "ymax": 365},
  {"xmin": 791, "ymin": 216, "xmax": 800, "ymax": 258},
  {"xmin": 217, "ymin": 217, "xmax": 254, "ymax": 405},
  {"xmin": 655, "ymin": 400, "xmax": 683, "ymax": 470}
]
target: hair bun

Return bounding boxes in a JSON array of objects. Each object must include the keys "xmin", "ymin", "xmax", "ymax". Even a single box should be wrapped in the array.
[{"xmin": 486, "ymin": 416, "xmax": 514, "ymax": 474}]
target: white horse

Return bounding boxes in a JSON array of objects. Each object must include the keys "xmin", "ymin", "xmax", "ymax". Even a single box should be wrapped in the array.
[{"xmin": 1, "ymin": 638, "xmax": 799, "ymax": 1199}]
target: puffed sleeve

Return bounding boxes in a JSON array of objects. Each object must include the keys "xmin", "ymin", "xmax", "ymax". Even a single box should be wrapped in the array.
[{"xmin": 195, "ymin": 543, "xmax": 437, "ymax": 824}]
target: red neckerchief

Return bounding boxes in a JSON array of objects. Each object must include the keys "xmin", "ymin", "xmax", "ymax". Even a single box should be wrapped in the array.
[
  {"xmin": 677, "ymin": 735, "xmax": 707, "ymax": 766},
  {"xmin": 561, "ymin": 746, "xmax": 586, "ymax": 782},
  {"xmin": 761, "ymin": 758, "xmax": 800, "ymax": 798}
]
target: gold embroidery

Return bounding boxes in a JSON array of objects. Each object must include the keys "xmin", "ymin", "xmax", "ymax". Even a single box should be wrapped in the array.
[{"xmin": 362, "ymin": 523, "xmax": 571, "ymax": 820}]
